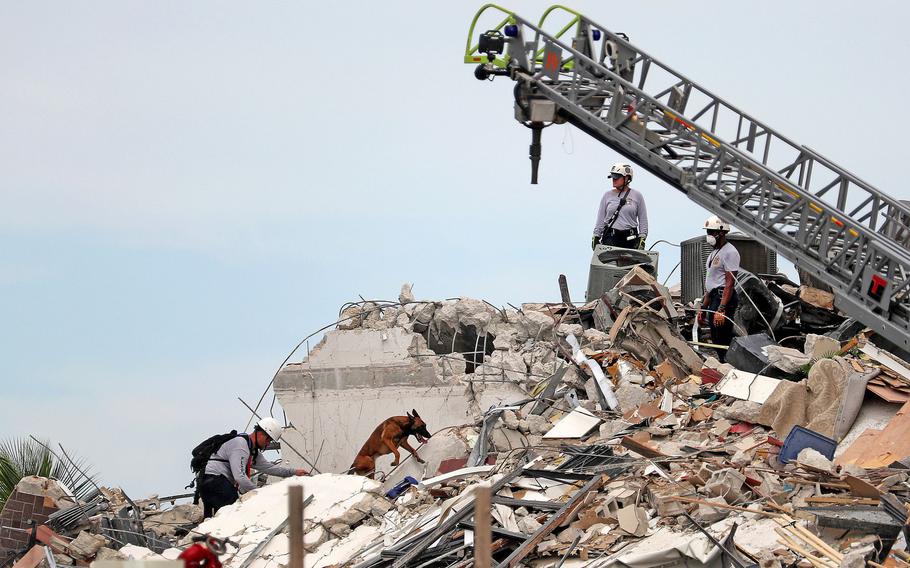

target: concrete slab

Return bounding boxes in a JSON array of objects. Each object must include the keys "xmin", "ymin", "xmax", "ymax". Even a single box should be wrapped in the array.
[{"xmin": 275, "ymin": 327, "xmax": 526, "ymax": 474}]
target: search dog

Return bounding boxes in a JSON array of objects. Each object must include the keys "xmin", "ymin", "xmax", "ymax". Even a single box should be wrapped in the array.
[{"xmin": 350, "ymin": 410, "xmax": 432, "ymax": 478}]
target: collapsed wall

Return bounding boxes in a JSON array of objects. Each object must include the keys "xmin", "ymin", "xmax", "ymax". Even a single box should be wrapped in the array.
[
  {"xmin": 274, "ymin": 287, "xmax": 584, "ymax": 477},
  {"xmin": 0, "ymin": 476, "xmax": 74, "ymax": 564}
]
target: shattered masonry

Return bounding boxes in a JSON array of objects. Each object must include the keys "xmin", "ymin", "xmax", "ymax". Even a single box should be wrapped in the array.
[{"xmin": 7, "ymin": 272, "xmax": 910, "ymax": 568}]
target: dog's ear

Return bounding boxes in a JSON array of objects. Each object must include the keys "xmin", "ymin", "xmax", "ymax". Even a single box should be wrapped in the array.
[
  {"xmin": 412, "ymin": 409, "xmax": 420, "ymax": 418},
  {"xmin": 406, "ymin": 410, "xmax": 413, "ymax": 419}
]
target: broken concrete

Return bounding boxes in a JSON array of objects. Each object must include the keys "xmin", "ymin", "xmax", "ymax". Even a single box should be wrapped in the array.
[
  {"xmin": 614, "ymin": 383, "xmax": 652, "ymax": 414},
  {"xmin": 764, "ymin": 345, "xmax": 811, "ymax": 374},
  {"xmin": 275, "ymin": 323, "xmax": 526, "ymax": 475},
  {"xmin": 66, "ymin": 531, "xmax": 107, "ymax": 560},
  {"xmin": 796, "ymin": 447, "xmax": 834, "ymax": 474},
  {"xmin": 41, "ymin": 282, "xmax": 895, "ymax": 568},
  {"xmin": 805, "ymin": 333, "xmax": 840, "ymax": 359}
]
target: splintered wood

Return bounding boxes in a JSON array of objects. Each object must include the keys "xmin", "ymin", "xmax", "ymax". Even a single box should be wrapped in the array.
[{"xmin": 836, "ymin": 399, "xmax": 910, "ymax": 468}]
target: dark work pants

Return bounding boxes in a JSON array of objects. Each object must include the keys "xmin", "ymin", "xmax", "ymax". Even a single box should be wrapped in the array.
[
  {"xmin": 707, "ymin": 287, "xmax": 738, "ymax": 362},
  {"xmin": 199, "ymin": 475, "xmax": 238, "ymax": 519},
  {"xmin": 599, "ymin": 228, "xmax": 638, "ymax": 249}
]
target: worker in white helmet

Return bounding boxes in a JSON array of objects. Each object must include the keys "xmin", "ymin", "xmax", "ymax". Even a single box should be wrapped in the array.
[
  {"xmin": 697, "ymin": 216, "xmax": 740, "ymax": 361},
  {"xmin": 198, "ymin": 417, "xmax": 308, "ymax": 518},
  {"xmin": 592, "ymin": 163, "xmax": 648, "ymax": 250}
]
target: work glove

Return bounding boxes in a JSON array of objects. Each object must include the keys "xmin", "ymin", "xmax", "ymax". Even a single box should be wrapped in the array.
[
  {"xmin": 591, "ymin": 235, "xmax": 599, "ymax": 250},
  {"xmin": 697, "ymin": 307, "xmax": 707, "ymax": 327},
  {"xmin": 637, "ymin": 235, "xmax": 647, "ymax": 250},
  {"xmin": 713, "ymin": 311, "xmax": 727, "ymax": 327}
]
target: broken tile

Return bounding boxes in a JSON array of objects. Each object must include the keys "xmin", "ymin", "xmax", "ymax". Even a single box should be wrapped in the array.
[
  {"xmin": 616, "ymin": 505, "xmax": 649, "ymax": 537},
  {"xmin": 712, "ymin": 419, "xmax": 732, "ymax": 438},
  {"xmin": 543, "ymin": 407, "xmax": 602, "ymax": 439},
  {"xmin": 716, "ymin": 369, "xmax": 781, "ymax": 404}
]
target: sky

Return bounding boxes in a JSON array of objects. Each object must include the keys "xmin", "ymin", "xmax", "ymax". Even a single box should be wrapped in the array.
[{"xmin": 2, "ymin": 1, "xmax": 908, "ymax": 497}]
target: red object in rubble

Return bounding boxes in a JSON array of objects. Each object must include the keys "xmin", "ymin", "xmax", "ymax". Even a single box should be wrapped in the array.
[
  {"xmin": 700, "ymin": 368, "xmax": 723, "ymax": 385},
  {"xmin": 179, "ymin": 537, "xmax": 225, "ymax": 568},
  {"xmin": 729, "ymin": 422, "xmax": 755, "ymax": 435}
]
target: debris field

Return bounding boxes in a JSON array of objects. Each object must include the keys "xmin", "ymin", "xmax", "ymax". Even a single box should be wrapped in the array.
[{"xmin": 5, "ymin": 271, "xmax": 910, "ymax": 568}]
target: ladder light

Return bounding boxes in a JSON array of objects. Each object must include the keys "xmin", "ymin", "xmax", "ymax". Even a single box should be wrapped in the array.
[
  {"xmin": 504, "ymin": 24, "xmax": 519, "ymax": 37},
  {"xmin": 592, "ymin": 29, "xmax": 602, "ymax": 41}
]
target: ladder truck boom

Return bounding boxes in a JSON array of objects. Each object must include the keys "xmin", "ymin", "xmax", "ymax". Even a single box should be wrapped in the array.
[{"xmin": 464, "ymin": 5, "xmax": 910, "ymax": 351}]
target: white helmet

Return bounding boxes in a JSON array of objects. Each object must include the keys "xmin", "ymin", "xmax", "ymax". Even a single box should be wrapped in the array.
[
  {"xmin": 703, "ymin": 215, "xmax": 731, "ymax": 232},
  {"xmin": 610, "ymin": 163, "xmax": 633, "ymax": 180},
  {"xmin": 256, "ymin": 417, "xmax": 283, "ymax": 441}
]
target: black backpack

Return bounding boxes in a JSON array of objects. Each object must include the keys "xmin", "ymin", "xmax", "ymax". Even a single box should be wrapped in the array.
[
  {"xmin": 188, "ymin": 430, "xmax": 255, "ymax": 503},
  {"xmin": 190, "ymin": 430, "xmax": 253, "ymax": 474}
]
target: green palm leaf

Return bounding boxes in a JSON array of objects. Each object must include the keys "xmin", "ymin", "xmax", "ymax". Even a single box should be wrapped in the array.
[{"xmin": 0, "ymin": 437, "xmax": 97, "ymax": 510}]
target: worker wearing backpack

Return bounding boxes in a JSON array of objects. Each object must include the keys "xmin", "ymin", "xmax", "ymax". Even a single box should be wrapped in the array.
[{"xmin": 193, "ymin": 417, "xmax": 308, "ymax": 518}]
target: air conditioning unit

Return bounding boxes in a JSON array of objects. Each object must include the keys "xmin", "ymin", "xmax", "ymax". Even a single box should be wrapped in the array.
[
  {"xmin": 586, "ymin": 246, "xmax": 659, "ymax": 301},
  {"xmin": 680, "ymin": 233, "xmax": 777, "ymax": 305}
]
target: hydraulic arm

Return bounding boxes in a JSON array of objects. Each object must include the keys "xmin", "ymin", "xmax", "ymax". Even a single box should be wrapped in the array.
[{"xmin": 465, "ymin": 4, "xmax": 910, "ymax": 349}]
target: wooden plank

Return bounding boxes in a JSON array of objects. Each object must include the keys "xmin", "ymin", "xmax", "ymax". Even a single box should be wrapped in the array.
[
  {"xmin": 608, "ymin": 306, "xmax": 632, "ymax": 343},
  {"xmin": 861, "ymin": 343, "xmax": 910, "ymax": 383},
  {"xmin": 804, "ymin": 496, "xmax": 880, "ymax": 506},
  {"xmin": 474, "ymin": 486, "xmax": 492, "ymax": 568},
  {"xmin": 843, "ymin": 475, "xmax": 881, "ymax": 498},
  {"xmin": 495, "ymin": 475, "xmax": 606, "ymax": 568},
  {"xmin": 835, "ymin": 400, "xmax": 910, "ymax": 468},
  {"xmin": 882, "ymin": 375, "xmax": 908, "ymax": 387},
  {"xmin": 866, "ymin": 384, "xmax": 910, "ymax": 404},
  {"xmin": 620, "ymin": 435, "xmax": 665, "ymax": 458},
  {"xmin": 835, "ymin": 429, "xmax": 882, "ymax": 466},
  {"xmin": 288, "ymin": 485, "xmax": 304, "ymax": 568},
  {"xmin": 667, "ymin": 496, "xmax": 782, "ymax": 518}
]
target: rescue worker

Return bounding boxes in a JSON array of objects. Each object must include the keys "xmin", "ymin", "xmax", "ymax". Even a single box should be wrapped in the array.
[
  {"xmin": 198, "ymin": 417, "xmax": 308, "ymax": 518},
  {"xmin": 592, "ymin": 163, "xmax": 649, "ymax": 250},
  {"xmin": 697, "ymin": 216, "xmax": 740, "ymax": 362}
]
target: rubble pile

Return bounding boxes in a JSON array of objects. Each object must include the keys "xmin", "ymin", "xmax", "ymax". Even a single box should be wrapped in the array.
[
  {"xmin": 0, "ymin": 477, "xmax": 203, "ymax": 568},
  {"xmin": 8, "ymin": 272, "xmax": 910, "ymax": 568},
  {"xmin": 334, "ymin": 292, "xmax": 580, "ymax": 395},
  {"xmin": 289, "ymin": 274, "xmax": 910, "ymax": 567}
]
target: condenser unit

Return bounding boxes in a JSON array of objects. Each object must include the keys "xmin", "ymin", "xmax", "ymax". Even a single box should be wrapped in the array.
[
  {"xmin": 680, "ymin": 233, "xmax": 777, "ymax": 305},
  {"xmin": 586, "ymin": 245, "xmax": 659, "ymax": 301}
]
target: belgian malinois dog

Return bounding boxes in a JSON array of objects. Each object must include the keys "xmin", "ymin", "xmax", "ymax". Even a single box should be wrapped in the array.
[{"xmin": 350, "ymin": 410, "xmax": 432, "ymax": 478}]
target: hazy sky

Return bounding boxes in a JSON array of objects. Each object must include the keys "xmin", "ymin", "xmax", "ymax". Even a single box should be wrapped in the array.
[{"xmin": 2, "ymin": 1, "xmax": 908, "ymax": 496}]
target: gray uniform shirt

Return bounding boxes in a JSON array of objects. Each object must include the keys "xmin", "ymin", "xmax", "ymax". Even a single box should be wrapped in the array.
[
  {"xmin": 204, "ymin": 436, "xmax": 295, "ymax": 493},
  {"xmin": 705, "ymin": 242, "xmax": 740, "ymax": 292},
  {"xmin": 593, "ymin": 188, "xmax": 649, "ymax": 237}
]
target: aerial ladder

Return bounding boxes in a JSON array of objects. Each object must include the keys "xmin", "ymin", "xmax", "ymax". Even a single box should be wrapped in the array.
[{"xmin": 464, "ymin": 5, "xmax": 910, "ymax": 351}]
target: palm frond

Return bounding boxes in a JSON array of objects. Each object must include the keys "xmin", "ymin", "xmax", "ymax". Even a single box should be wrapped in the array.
[{"xmin": 0, "ymin": 437, "xmax": 98, "ymax": 509}]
